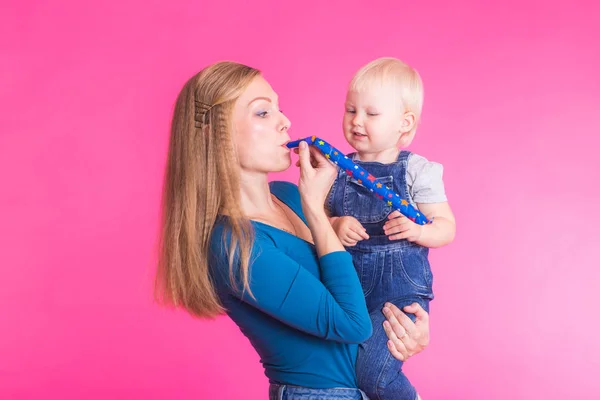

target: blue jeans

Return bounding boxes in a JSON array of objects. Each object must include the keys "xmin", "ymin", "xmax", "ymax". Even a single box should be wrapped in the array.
[
  {"xmin": 355, "ymin": 296, "xmax": 429, "ymax": 400},
  {"xmin": 327, "ymin": 150, "xmax": 434, "ymax": 399},
  {"xmin": 349, "ymin": 240, "xmax": 432, "ymax": 400},
  {"xmin": 269, "ymin": 384, "xmax": 369, "ymax": 399}
]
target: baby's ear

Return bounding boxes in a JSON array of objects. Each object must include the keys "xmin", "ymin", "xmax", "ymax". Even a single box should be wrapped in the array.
[
  {"xmin": 399, "ymin": 111, "xmax": 416, "ymax": 134},
  {"xmin": 397, "ymin": 111, "xmax": 417, "ymax": 147}
]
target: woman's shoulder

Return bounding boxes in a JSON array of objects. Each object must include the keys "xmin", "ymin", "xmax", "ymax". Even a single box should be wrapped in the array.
[
  {"xmin": 269, "ymin": 180, "xmax": 299, "ymax": 195},
  {"xmin": 208, "ymin": 218, "xmax": 272, "ymax": 289},
  {"xmin": 209, "ymin": 217, "xmax": 278, "ymax": 261},
  {"xmin": 269, "ymin": 181, "xmax": 301, "ymax": 209}
]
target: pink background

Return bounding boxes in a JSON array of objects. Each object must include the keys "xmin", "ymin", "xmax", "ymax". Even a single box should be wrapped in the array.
[{"xmin": 1, "ymin": 0, "xmax": 599, "ymax": 399}]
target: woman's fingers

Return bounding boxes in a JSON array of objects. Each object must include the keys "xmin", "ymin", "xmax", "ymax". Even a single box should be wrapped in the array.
[
  {"xmin": 386, "ymin": 302, "xmax": 416, "ymax": 336},
  {"xmin": 308, "ymin": 143, "xmax": 329, "ymax": 167},
  {"xmin": 405, "ymin": 303, "xmax": 429, "ymax": 325},
  {"xmin": 298, "ymin": 141, "xmax": 312, "ymax": 176},
  {"xmin": 386, "ymin": 339, "xmax": 406, "ymax": 361},
  {"xmin": 382, "ymin": 317, "xmax": 408, "ymax": 361},
  {"xmin": 383, "ymin": 304, "xmax": 409, "ymax": 338}
]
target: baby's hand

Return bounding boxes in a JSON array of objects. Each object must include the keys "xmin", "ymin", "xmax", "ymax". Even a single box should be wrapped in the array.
[
  {"xmin": 384, "ymin": 211, "xmax": 424, "ymax": 242},
  {"xmin": 332, "ymin": 216, "xmax": 369, "ymax": 247}
]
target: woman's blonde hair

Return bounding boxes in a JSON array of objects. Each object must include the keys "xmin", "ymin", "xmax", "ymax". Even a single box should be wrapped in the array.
[{"xmin": 155, "ymin": 61, "xmax": 261, "ymax": 318}]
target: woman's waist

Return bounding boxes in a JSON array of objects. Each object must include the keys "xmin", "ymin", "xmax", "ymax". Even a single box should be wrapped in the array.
[
  {"xmin": 263, "ymin": 351, "xmax": 359, "ymax": 393},
  {"xmin": 269, "ymin": 383, "xmax": 367, "ymax": 399},
  {"xmin": 243, "ymin": 326, "xmax": 360, "ymax": 389}
]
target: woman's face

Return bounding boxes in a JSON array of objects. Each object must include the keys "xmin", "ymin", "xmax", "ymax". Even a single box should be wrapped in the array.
[{"xmin": 233, "ymin": 75, "xmax": 292, "ymax": 174}]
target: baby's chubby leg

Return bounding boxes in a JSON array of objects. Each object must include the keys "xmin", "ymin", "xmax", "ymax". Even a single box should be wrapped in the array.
[{"xmin": 356, "ymin": 300, "xmax": 425, "ymax": 400}]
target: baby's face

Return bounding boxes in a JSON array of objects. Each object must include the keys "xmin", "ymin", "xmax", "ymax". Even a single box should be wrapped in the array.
[{"xmin": 343, "ymin": 84, "xmax": 406, "ymax": 155}]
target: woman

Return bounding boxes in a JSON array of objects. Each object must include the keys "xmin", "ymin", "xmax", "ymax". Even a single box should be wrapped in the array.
[{"xmin": 155, "ymin": 61, "xmax": 430, "ymax": 399}]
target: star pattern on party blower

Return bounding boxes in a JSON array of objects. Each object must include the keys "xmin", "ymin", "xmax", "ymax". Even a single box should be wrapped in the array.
[{"xmin": 285, "ymin": 136, "xmax": 433, "ymax": 225}]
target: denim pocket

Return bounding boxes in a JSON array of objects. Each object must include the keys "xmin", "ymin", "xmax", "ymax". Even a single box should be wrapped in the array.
[
  {"xmin": 343, "ymin": 175, "xmax": 393, "ymax": 223},
  {"xmin": 394, "ymin": 247, "xmax": 432, "ymax": 290},
  {"xmin": 355, "ymin": 251, "xmax": 385, "ymax": 297}
]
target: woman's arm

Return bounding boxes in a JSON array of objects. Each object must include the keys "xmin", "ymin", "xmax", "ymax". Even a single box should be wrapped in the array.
[
  {"xmin": 220, "ymin": 141, "xmax": 372, "ymax": 343},
  {"xmin": 217, "ymin": 233, "xmax": 372, "ymax": 344},
  {"xmin": 296, "ymin": 141, "xmax": 347, "ymax": 256}
]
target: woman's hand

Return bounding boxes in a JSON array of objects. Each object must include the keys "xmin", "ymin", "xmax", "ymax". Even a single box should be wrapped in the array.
[
  {"xmin": 382, "ymin": 302, "xmax": 430, "ymax": 361},
  {"xmin": 294, "ymin": 141, "xmax": 344, "ymax": 255},
  {"xmin": 295, "ymin": 141, "xmax": 337, "ymax": 211}
]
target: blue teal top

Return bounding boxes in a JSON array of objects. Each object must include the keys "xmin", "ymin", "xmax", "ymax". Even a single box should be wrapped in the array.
[{"xmin": 208, "ymin": 181, "xmax": 372, "ymax": 388}]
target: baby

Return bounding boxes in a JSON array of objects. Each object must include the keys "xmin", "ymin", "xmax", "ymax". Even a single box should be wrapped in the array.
[{"xmin": 326, "ymin": 57, "xmax": 456, "ymax": 400}]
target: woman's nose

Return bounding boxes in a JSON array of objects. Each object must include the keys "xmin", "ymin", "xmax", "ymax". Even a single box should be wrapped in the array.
[{"xmin": 280, "ymin": 113, "xmax": 291, "ymax": 131}]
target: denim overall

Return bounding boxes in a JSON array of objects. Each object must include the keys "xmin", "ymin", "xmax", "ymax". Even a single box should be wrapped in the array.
[{"xmin": 327, "ymin": 151, "xmax": 434, "ymax": 400}]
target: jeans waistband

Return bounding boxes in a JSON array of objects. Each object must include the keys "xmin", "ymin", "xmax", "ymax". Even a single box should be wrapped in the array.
[{"xmin": 269, "ymin": 384, "xmax": 370, "ymax": 399}]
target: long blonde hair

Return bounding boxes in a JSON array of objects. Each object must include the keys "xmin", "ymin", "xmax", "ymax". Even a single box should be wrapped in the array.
[{"xmin": 155, "ymin": 62, "xmax": 261, "ymax": 318}]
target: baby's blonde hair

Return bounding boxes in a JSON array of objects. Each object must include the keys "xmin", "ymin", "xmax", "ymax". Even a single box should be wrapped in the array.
[{"xmin": 349, "ymin": 57, "xmax": 424, "ymax": 134}]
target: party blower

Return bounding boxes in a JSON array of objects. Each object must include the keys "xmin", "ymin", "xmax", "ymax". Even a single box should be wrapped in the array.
[{"xmin": 286, "ymin": 136, "xmax": 433, "ymax": 225}]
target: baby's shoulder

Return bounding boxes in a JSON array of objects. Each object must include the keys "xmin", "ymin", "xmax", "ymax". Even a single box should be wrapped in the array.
[{"xmin": 405, "ymin": 152, "xmax": 444, "ymax": 180}]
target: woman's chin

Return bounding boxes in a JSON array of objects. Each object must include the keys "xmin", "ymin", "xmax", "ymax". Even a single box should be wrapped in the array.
[
  {"xmin": 268, "ymin": 154, "xmax": 292, "ymax": 173},
  {"xmin": 278, "ymin": 156, "xmax": 293, "ymax": 171}
]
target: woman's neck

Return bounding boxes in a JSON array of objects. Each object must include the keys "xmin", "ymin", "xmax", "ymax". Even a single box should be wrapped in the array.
[{"xmin": 239, "ymin": 171, "xmax": 275, "ymax": 217}]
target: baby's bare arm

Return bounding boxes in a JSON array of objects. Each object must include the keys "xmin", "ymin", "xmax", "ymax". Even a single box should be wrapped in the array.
[{"xmin": 415, "ymin": 202, "xmax": 456, "ymax": 248}]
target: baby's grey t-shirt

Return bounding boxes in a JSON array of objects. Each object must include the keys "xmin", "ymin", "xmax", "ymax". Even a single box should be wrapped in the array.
[
  {"xmin": 405, "ymin": 153, "xmax": 447, "ymax": 205},
  {"xmin": 350, "ymin": 152, "xmax": 448, "ymax": 205}
]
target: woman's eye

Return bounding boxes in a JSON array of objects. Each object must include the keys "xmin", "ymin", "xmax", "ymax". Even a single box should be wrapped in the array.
[{"xmin": 257, "ymin": 110, "xmax": 269, "ymax": 118}]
